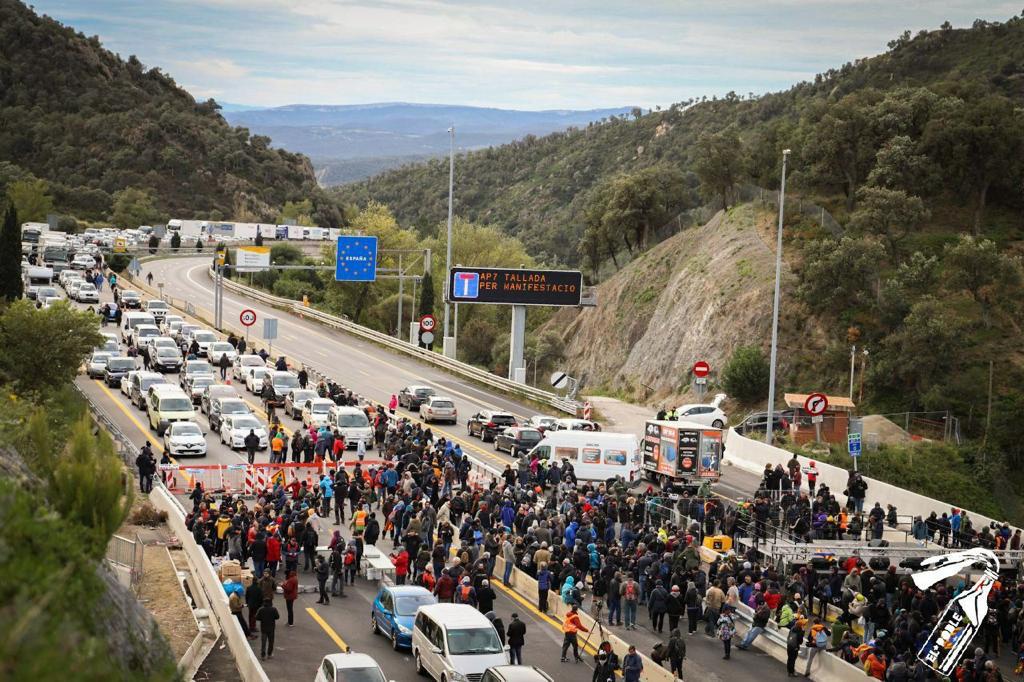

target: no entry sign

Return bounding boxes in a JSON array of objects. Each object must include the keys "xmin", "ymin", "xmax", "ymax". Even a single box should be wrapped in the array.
[
  {"xmin": 239, "ymin": 309, "xmax": 257, "ymax": 327},
  {"xmin": 804, "ymin": 393, "xmax": 829, "ymax": 416},
  {"xmin": 693, "ymin": 361, "xmax": 710, "ymax": 378}
]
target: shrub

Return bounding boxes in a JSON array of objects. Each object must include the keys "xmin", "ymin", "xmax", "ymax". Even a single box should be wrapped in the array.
[{"xmin": 720, "ymin": 345, "xmax": 770, "ymax": 405}]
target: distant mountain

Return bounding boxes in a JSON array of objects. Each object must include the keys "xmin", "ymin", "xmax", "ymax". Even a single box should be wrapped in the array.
[{"xmin": 223, "ymin": 103, "xmax": 633, "ymax": 185}]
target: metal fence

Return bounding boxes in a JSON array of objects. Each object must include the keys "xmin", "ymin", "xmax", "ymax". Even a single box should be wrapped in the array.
[{"xmin": 105, "ymin": 532, "xmax": 143, "ymax": 592}]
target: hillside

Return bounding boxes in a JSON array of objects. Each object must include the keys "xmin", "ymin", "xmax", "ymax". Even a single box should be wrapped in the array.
[
  {"xmin": 335, "ymin": 17, "xmax": 1024, "ymax": 265},
  {"xmin": 0, "ymin": 0, "xmax": 316, "ymax": 221},
  {"xmin": 224, "ymin": 103, "xmax": 632, "ymax": 185}
]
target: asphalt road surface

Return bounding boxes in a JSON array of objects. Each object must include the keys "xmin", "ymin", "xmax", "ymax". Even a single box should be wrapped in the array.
[{"xmin": 72, "ymin": 264, "xmax": 789, "ymax": 682}]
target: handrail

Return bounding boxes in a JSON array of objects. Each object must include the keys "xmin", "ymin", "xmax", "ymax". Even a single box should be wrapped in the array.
[{"xmin": 206, "ymin": 267, "xmax": 581, "ymax": 415}]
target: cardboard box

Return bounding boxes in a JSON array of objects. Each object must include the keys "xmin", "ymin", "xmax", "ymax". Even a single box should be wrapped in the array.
[
  {"xmin": 240, "ymin": 568, "xmax": 254, "ymax": 589},
  {"xmin": 218, "ymin": 559, "xmax": 242, "ymax": 581}
]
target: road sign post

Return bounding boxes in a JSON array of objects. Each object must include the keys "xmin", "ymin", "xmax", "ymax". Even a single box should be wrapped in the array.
[
  {"xmin": 848, "ymin": 432, "xmax": 862, "ymax": 471},
  {"xmin": 263, "ymin": 317, "xmax": 278, "ymax": 355},
  {"xmin": 804, "ymin": 393, "xmax": 829, "ymax": 443},
  {"xmin": 240, "ymin": 309, "xmax": 257, "ymax": 344}
]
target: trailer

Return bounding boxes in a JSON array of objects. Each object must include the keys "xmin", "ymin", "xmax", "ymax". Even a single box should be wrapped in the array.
[
  {"xmin": 255, "ymin": 223, "xmax": 277, "ymax": 240},
  {"xmin": 285, "ymin": 224, "xmax": 305, "ymax": 240},
  {"xmin": 642, "ymin": 419, "xmax": 722, "ymax": 492}
]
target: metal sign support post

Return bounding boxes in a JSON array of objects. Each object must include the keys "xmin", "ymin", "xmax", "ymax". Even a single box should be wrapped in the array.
[
  {"xmin": 397, "ymin": 253, "xmax": 403, "ymax": 338},
  {"xmin": 509, "ymin": 304, "xmax": 526, "ymax": 383}
]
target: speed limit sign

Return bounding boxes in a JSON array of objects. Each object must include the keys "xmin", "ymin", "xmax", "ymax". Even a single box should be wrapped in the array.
[
  {"xmin": 239, "ymin": 309, "xmax": 257, "ymax": 327},
  {"xmin": 419, "ymin": 314, "xmax": 436, "ymax": 332}
]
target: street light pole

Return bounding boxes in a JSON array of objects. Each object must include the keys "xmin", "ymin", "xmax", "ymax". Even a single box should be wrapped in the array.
[
  {"xmin": 443, "ymin": 126, "xmax": 455, "ymax": 348},
  {"xmin": 765, "ymin": 149, "xmax": 791, "ymax": 445}
]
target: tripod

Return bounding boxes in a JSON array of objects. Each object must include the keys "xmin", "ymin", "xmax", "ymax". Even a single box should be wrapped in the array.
[{"xmin": 579, "ymin": 598, "xmax": 607, "ymax": 655}]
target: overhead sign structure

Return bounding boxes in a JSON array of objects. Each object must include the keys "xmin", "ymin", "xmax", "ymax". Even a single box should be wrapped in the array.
[
  {"xmin": 693, "ymin": 361, "xmax": 710, "ymax": 378},
  {"xmin": 335, "ymin": 236, "xmax": 378, "ymax": 282},
  {"xmin": 804, "ymin": 392, "xmax": 829, "ymax": 416},
  {"xmin": 236, "ymin": 245, "xmax": 271, "ymax": 273},
  {"xmin": 447, "ymin": 267, "xmax": 583, "ymax": 307},
  {"xmin": 239, "ymin": 309, "xmax": 257, "ymax": 327},
  {"xmin": 419, "ymin": 314, "xmax": 436, "ymax": 332}
]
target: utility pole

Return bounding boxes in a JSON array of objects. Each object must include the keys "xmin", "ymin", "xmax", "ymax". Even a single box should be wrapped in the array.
[
  {"xmin": 849, "ymin": 344, "xmax": 857, "ymax": 399},
  {"xmin": 858, "ymin": 348, "xmax": 869, "ymax": 404},
  {"xmin": 396, "ymin": 253, "xmax": 404, "ymax": 339},
  {"xmin": 765, "ymin": 149, "xmax": 791, "ymax": 445},
  {"xmin": 442, "ymin": 126, "xmax": 455, "ymax": 356}
]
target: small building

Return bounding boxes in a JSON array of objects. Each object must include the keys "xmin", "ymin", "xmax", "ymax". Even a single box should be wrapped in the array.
[{"xmin": 784, "ymin": 393, "xmax": 856, "ymax": 445}]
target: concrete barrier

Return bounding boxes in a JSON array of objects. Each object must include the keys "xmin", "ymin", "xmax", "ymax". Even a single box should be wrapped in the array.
[
  {"xmin": 724, "ymin": 429, "xmax": 1002, "ymax": 528},
  {"xmin": 151, "ymin": 487, "xmax": 271, "ymax": 682}
]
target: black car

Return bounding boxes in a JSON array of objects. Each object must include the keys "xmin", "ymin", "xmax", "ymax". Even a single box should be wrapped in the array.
[
  {"xmin": 119, "ymin": 290, "xmax": 142, "ymax": 309},
  {"xmin": 467, "ymin": 410, "xmax": 518, "ymax": 442},
  {"xmin": 735, "ymin": 410, "xmax": 793, "ymax": 436},
  {"xmin": 397, "ymin": 385, "xmax": 435, "ymax": 409},
  {"xmin": 208, "ymin": 398, "xmax": 251, "ymax": 434},
  {"xmin": 493, "ymin": 426, "xmax": 543, "ymax": 456},
  {"xmin": 103, "ymin": 356, "xmax": 137, "ymax": 387}
]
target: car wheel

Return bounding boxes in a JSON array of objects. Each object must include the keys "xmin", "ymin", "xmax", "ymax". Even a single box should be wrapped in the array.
[
  {"xmin": 415, "ymin": 652, "xmax": 427, "ymax": 677},
  {"xmin": 712, "ymin": 419, "xmax": 724, "ymax": 428},
  {"xmin": 370, "ymin": 612, "xmax": 380, "ymax": 635},
  {"xmin": 482, "ymin": 431, "xmax": 492, "ymax": 443},
  {"xmin": 467, "ymin": 423, "xmax": 473, "ymax": 436},
  {"xmin": 392, "ymin": 629, "xmax": 402, "ymax": 651}
]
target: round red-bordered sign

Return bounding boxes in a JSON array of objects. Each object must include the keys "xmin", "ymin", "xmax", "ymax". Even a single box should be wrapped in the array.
[
  {"xmin": 239, "ymin": 309, "xmax": 257, "ymax": 327},
  {"xmin": 693, "ymin": 361, "xmax": 710, "ymax": 378},
  {"xmin": 419, "ymin": 314, "xmax": 436, "ymax": 332},
  {"xmin": 804, "ymin": 393, "xmax": 829, "ymax": 416}
]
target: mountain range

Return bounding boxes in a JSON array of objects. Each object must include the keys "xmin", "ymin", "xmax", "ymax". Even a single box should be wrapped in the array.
[{"xmin": 222, "ymin": 103, "xmax": 633, "ymax": 185}]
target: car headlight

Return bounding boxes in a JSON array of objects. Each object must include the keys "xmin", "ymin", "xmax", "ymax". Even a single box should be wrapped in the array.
[
  {"xmin": 397, "ymin": 623, "xmax": 411, "ymax": 635},
  {"xmin": 450, "ymin": 673, "xmax": 468, "ymax": 682}
]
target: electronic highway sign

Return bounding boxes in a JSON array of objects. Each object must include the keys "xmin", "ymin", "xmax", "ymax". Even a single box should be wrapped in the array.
[{"xmin": 446, "ymin": 267, "xmax": 583, "ymax": 307}]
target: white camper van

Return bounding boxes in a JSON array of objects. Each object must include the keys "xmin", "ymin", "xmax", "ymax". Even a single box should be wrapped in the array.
[{"xmin": 527, "ymin": 431, "xmax": 640, "ymax": 482}]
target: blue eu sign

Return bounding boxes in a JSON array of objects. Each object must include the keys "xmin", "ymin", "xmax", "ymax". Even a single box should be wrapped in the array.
[{"xmin": 335, "ymin": 236, "xmax": 378, "ymax": 282}]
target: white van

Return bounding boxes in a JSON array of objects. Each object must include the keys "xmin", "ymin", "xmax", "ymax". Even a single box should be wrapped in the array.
[
  {"xmin": 528, "ymin": 430, "xmax": 641, "ymax": 482},
  {"xmin": 147, "ymin": 385, "xmax": 196, "ymax": 436},
  {"xmin": 121, "ymin": 312, "xmax": 157, "ymax": 344},
  {"xmin": 328, "ymin": 405, "xmax": 374, "ymax": 449},
  {"xmin": 412, "ymin": 604, "xmax": 508, "ymax": 682}
]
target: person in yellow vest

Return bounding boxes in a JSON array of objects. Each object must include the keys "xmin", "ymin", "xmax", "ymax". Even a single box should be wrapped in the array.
[
  {"xmin": 560, "ymin": 605, "xmax": 588, "ymax": 663},
  {"xmin": 350, "ymin": 506, "xmax": 368, "ymax": 535}
]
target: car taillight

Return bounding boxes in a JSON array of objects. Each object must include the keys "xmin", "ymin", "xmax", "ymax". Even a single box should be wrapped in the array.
[{"xmin": 486, "ymin": 422, "xmax": 496, "ymax": 428}]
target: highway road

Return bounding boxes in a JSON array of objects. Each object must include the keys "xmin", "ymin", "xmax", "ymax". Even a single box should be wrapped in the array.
[{"xmin": 72, "ymin": 266, "xmax": 789, "ymax": 681}]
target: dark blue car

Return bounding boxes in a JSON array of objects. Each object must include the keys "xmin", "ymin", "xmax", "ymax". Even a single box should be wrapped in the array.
[{"xmin": 370, "ymin": 585, "xmax": 436, "ymax": 650}]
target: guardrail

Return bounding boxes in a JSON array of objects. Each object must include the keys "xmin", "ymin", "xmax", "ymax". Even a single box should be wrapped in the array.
[{"xmin": 206, "ymin": 268, "xmax": 581, "ymax": 415}]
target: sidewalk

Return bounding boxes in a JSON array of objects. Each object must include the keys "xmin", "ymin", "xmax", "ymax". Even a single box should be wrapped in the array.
[{"xmin": 585, "ymin": 394, "xmax": 653, "ymax": 436}]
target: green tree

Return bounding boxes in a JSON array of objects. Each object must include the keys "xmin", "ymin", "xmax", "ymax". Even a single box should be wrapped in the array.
[
  {"xmin": 50, "ymin": 417, "xmax": 132, "ymax": 551},
  {"xmin": 798, "ymin": 236, "xmax": 886, "ymax": 313},
  {"xmin": 111, "ymin": 187, "xmax": 159, "ymax": 228},
  {"xmin": 879, "ymin": 251, "xmax": 939, "ymax": 324},
  {"xmin": 278, "ymin": 199, "xmax": 315, "ymax": 226},
  {"xmin": 922, "ymin": 95, "xmax": 1024, "ymax": 233},
  {"xmin": 865, "ymin": 135, "xmax": 935, "ymax": 194},
  {"xmin": 270, "ymin": 243, "xmax": 304, "ymax": 265},
  {"xmin": 0, "ymin": 300, "xmax": 102, "ymax": 396},
  {"xmin": 419, "ymin": 270, "xmax": 434, "ymax": 317},
  {"xmin": 169, "ymin": 231, "xmax": 181, "ymax": 251},
  {"xmin": 942, "ymin": 235, "xmax": 1023, "ymax": 325},
  {"xmin": 0, "ymin": 205, "xmax": 24, "ymax": 301},
  {"xmin": 848, "ymin": 187, "xmax": 929, "ymax": 259},
  {"xmin": 693, "ymin": 127, "xmax": 745, "ymax": 211},
  {"xmin": 720, "ymin": 345, "xmax": 770, "ymax": 405},
  {"xmin": 6, "ymin": 178, "xmax": 54, "ymax": 222}
]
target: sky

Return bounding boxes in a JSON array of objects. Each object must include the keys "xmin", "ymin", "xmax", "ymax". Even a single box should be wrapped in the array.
[{"xmin": 31, "ymin": 0, "xmax": 1022, "ymax": 110}]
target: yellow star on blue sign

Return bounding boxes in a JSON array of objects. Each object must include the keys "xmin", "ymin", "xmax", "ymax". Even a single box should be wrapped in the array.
[{"xmin": 335, "ymin": 236, "xmax": 378, "ymax": 282}]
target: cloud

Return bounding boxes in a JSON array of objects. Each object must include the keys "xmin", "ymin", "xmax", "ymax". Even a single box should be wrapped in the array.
[{"xmin": 171, "ymin": 58, "xmax": 249, "ymax": 80}]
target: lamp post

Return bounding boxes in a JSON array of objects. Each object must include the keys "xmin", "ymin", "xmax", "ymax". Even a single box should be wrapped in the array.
[
  {"xmin": 442, "ymin": 125, "xmax": 455, "ymax": 355},
  {"xmin": 765, "ymin": 149, "xmax": 791, "ymax": 445}
]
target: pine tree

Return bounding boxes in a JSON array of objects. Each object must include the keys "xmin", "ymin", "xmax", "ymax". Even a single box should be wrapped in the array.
[
  {"xmin": 0, "ymin": 205, "xmax": 24, "ymax": 302},
  {"xmin": 419, "ymin": 270, "xmax": 434, "ymax": 316},
  {"xmin": 170, "ymin": 232, "xmax": 181, "ymax": 251}
]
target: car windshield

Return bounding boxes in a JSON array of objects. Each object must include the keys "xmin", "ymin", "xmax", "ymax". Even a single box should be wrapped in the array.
[
  {"xmin": 273, "ymin": 374, "xmax": 300, "ymax": 389},
  {"xmin": 153, "ymin": 338, "xmax": 176, "ymax": 347},
  {"xmin": 122, "ymin": 292, "xmax": 139, "ymax": 300},
  {"xmin": 191, "ymin": 377, "xmax": 215, "ymax": 387},
  {"xmin": 413, "ymin": 388, "xmax": 434, "ymax": 397},
  {"xmin": 148, "ymin": 301, "xmax": 168, "ymax": 309},
  {"xmin": 188, "ymin": 363, "xmax": 214, "ymax": 375},
  {"xmin": 107, "ymin": 358, "xmax": 136, "ymax": 371},
  {"xmin": 335, "ymin": 667, "xmax": 386, "ymax": 682},
  {"xmin": 431, "ymin": 400, "xmax": 454, "ymax": 409},
  {"xmin": 336, "ymin": 413, "xmax": 369, "ymax": 428},
  {"xmin": 194, "ymin": 332, "xmax": 217, "ymax": 342},
  {"xmin": 171, "ymin": 423, "xmax": 202, "ymax": 436},
  {"xmin": 137, "ymin": 328, "xmax": 158, "ymax": 337},
  {"xmin": 395, "ymin": 595, "xmax": 435, "ymax": 616},
  {"xmin": 161, "ymin": 398, "xmax": 192, "ymax": 411},
  {"xmin": 445, "ymin": 627, "xmax": 503, "ymax": 655},
  {"xmin": 233, "ymin": 417, "xmax": 262, "ymax": 430},
  {"xmin": 311, "ymin": 403, "xmax": 332, "ymax": 414},
  {"xmin": 221, "ymin": 401, "xmax": 249, "ymax": 414},
  {"xmin": 79, "ymin": 284, "xmax": 96, "ymax": 291},
  {"xmin": 518, "ymin": 429, "xmax": 542, "ymax": 440},
  {"xmin": 241, "ymin": 356, "xmax": 263, "ymax": 366},
  {"xmin": 492, "ymin": 415, "xmax": 516, "ymax": 425},
  {"xmin": 157, "ymin": 348, "xmax": 180, "ymax": 358},
  {"xmin": 292, "ymin": 390, "xmax": 317, "ymax": 402},
  {"xmin": 211, "ymin": 343, "xmax": 233, "ymax": 351},
  {"xmin": 91, "ymin": 353, "xmax": 111, "ymax": 364},
  {"xmin": 140, "ymin": 377, "xmax": 168, "ymax": 391}
]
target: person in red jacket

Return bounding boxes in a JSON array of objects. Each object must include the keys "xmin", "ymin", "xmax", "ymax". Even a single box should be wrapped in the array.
[
  {"xmin": 266, "ymin": 532, "xmax": 282, "ymax": 577},
  {"xmin": 434, "ymin": 568, "xmax": 456, "ymax": 602},
  {"xmin": 280, "ymin": 570, "xmax": 298, "ymax": 626},
  {"xmin": 391, "ymin": 548, "xmax": 410, "ymax": 584}
]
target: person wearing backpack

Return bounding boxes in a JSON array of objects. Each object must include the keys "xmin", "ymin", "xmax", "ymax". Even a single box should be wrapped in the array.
[
  {"xmin": 620, "ymin": 573, "xmax": 640, "ymax": 630},
  {"xmin": 804, "ymin": 616, "xmax": 831, "ymax": 676},
  {"xmin": 786, "ymin": 617, "xmax": 806, "ymax": 677},
  {"xmin": 717, "ymin": 604, "xmax": 736, "ymax": 660},
  {"xmin": 667, "ymin": 628, "xmax": 686, "ymax": 678}
]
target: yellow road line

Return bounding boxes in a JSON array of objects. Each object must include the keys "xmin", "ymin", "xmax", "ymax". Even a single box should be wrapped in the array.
[
  {"xmin": 93, "ymin": 379, "xmax": 167, "ymax": 456},
  {"xmin": 306, "ymin": 607, "xmax": 350, "ymax": 652},
  {"xmin": 490, "ymin": 580, "xmax": 600, "ymax": 657}
]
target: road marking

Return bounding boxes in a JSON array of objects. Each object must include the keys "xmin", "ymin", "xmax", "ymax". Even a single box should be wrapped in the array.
[
  {"xmin": 490, "ymin": 580, "xmax": 600, "ymax": 657},
  {"xmin": 306, "ymin": 607, "xmax": 350, "ymax": 652},
  {"xmin": 93, "ymin": 380, "xmax": 167, "ymax": 455}
]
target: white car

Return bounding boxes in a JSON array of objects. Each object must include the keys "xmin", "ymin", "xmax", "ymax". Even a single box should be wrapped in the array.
[
  {"xmin": 315, "ymin": 652, "xmax": 389, "ymax": 682},
  {"xmin": 161, "ymin": 315, "xmax": 184, "ymax": 335},
  {"xmin": 146, "ymin": 336, "xmax": 179, "ymax": 360},
  {"xmin": 66, "ymin": 280, "xmax": 85, "ymax": 299},
  {"xmin": 76, "ymin": 282, "xmax": 99, "ymax": 303},
  {"xmin": 245, "ymin": 367, "xmax": 271, "ymax": 393},
  {"xmin": 301, "ymin": 398, "xmax": 335, "ymax": 428},
  {"xmin": 86, "ymin": 351, "xmax": 113, "ymax": 378},
  {"xmin": 121, "ymin": 370, "xmax": 139, "ymax": 397},
  {"xmin": 162, "ymin": 421, "xmax": 207, "ymax": 457},
  {"xmin": 145, "ymin": 300, "xmax": 170, "ymax": 320},
  {"xmin": 60, "ymin": 270, "xmax": 83, "ymax": 289},
  {"xmin": 70, "ymin": 254, "xmax": 95, "ymax": 270},
  {"xmin": 41, "ymin": 296, "xmax": 62, "ymax": 309},
  {"xmin": 528, "ymin": 415, "xmax": 558, "ymax": 433},
  {"xmin": 207, "ymin": 342, "xmax": 237, "ymax": 365},
  {"xmin": 220, "ymin": 414, "xmax": 268, "ymax": 450},
  {"xmin": 674, "ymin": 393, "xmax": 728, "ymax": 428},
  {"xmin": 132, "ymin": 324, "xmax": 161, "ymax": 347},
  {"xmin": 233, "ymin": 354, "xmax": 265, "ymax": 381},
  {"xmin": 187, "ymin": 330, "xmax": 218, "ymax": 356},
  {"xmin": 419, "ymin": 396, "xmax": 457, "ymax": 424}
]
